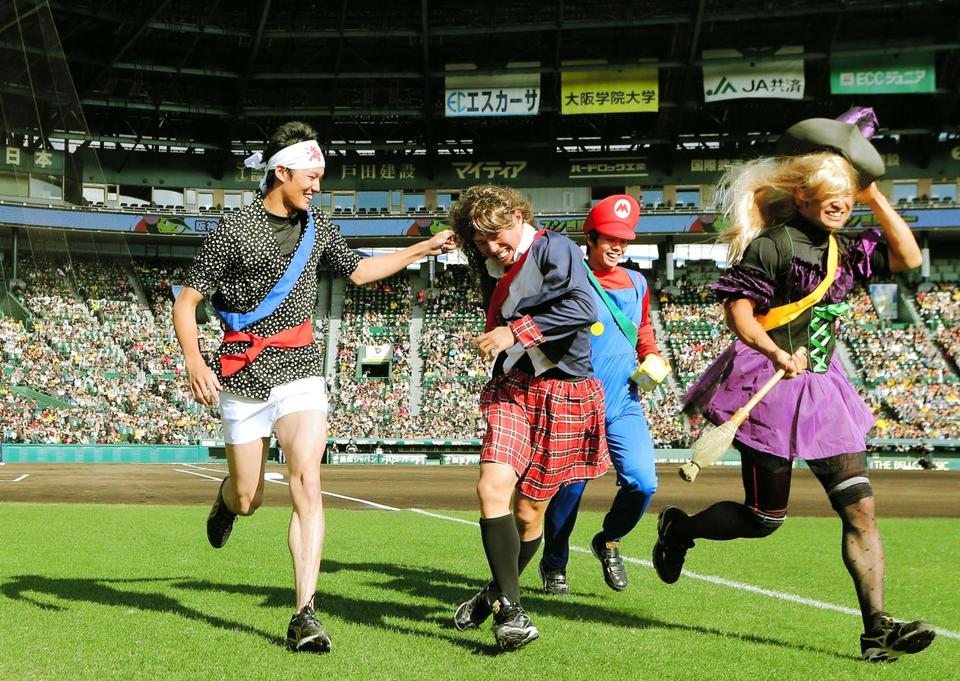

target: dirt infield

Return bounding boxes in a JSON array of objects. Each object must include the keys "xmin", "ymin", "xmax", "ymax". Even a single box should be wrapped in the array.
[{"xmin": 0, "ymin": 463, "xmax": 957, "ymax": 517}]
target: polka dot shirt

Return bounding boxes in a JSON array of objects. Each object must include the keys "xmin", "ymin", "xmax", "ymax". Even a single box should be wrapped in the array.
[{"xmin": 184, "ymin": 201, "xmax": 360, "ymax": 400}]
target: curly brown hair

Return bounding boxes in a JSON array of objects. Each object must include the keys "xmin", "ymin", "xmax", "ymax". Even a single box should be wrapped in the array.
[{"xmin": 447, "ymin": 185, "xmax": 534, "ymax": 274}]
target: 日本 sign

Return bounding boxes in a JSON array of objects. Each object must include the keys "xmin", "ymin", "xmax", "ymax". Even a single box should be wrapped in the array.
[
  {"xmin": 830, "ymin": 54, "xmax": 936, "ymax": 94},
  {"xmin": 561, "ymin": 68, "xmax": 659, "ymax": 114},
  {"xmin": 702, "ymin": 47, "xmax": 805, "ymax": 102},
  {"xmin": 444, "ymin": 68, "xmax": 541, "ymax": 117},
  {"xmin": 1, "ymin": 146, "xmax": 63, "ymax": 172}
]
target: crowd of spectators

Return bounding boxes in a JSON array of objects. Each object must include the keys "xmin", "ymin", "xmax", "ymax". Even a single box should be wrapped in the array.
[
  {"xmin": 328, "ymin": 273, "xmax": 414, "ymax": 438},
  {"xmin": 915, "ymin": 283, "xmax": 960, "ymax": 371},
  {"xmin": 643, "ymin": 386, "xmax": 688, "ymax": 448},
  {"xmin": 657, "ymin": 271, "xmax": 732, "ymax": 392},
  {"xmin": 839, "ymin": 284, "xmax": 960, "ymax": 442},
  {"xmin": 4, "ymin": 254, "xmax": 960, "ymax": 451},
  {"xmin": 417, "ymin": 266, "xmax": 488, "ymax": 439},
  {"xmin": 1, "ymin": 255, "xmax": 219, "ymax": 444}
]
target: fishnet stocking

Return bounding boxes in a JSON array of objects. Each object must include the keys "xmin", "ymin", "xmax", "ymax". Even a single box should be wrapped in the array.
[{"xmin": 837, "ymin": 496, "xmax": 885, "ymax": 631}]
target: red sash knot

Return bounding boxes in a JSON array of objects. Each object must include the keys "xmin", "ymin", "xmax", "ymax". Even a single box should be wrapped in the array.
[{"xmin": 219, "ymin": 319, "xmax": 314, "ymax": 377}]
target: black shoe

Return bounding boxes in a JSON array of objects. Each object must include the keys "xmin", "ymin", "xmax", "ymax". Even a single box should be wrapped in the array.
[
  {"xmin": 206, "ymin": 477, "xmax": 237, "ymax": 549},
  {"xmin": 538, "ymin": 562, "xmax": 570, "ymax": 596},
  {"xmin": 490, "ymin": 595, "xmax": 539, "ymax": 652},
  {"xmin": 590, "ymin": 532, "xmax": 628, "ymax": 592},
  {"xmin": 287, "ymin": 602, "xmax": 333, "ymax": 653},
  {"xmin": 652, "ymin": 506, "xmax": 694, "ymax": 584},
  {"xmin": 453, "ymin": 580, "xmax": 494, "ymax": 630},
  {"xmin": 860, "ymin": 613, "xmax": 935, "ymax": 662}
]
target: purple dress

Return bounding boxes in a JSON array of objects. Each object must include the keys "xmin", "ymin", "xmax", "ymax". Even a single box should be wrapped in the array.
[{"xmin": 685, "ymin": 221, "xmax": 888, "ymax": 461}]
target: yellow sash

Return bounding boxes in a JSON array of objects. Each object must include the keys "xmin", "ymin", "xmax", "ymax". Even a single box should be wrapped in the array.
[{"xmin": 756, "ymin": 234, "xmax": 838, "ymax": 331}]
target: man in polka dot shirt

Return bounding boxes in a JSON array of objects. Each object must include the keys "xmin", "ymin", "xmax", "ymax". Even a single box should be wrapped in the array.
[{"xmin": 173, "ymin": 121, "xmax": 455, "ymax": 653}]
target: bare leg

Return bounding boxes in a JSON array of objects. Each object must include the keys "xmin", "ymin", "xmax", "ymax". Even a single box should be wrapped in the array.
[
  {"xmin": 223, "ymin": 438, "xmax": 270, "ymax": 515},
  {"xmin": 513, "ymin": 494, "xmax": 547, "ymax": 575},
  {"xmin": 514, "ymin": 495, "xmax": 548, "ymax": 543},
  {"xmin": 477, "ymin": 461, "xmax": 517, "ymax": 519},
  {"xmin": 274, "ymin": 409, "xmax": 327, "ymax": 611}
]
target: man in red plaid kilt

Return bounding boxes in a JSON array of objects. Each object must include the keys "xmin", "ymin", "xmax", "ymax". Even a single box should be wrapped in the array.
[{"xmin": 446, "ymin": 185, "xmax": 609, "ymax": 652}]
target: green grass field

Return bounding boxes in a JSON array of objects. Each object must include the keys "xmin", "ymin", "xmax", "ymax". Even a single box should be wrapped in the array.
[{"xmin": 0, "ymin": 503, "xmax": 956, "ymax": 681}]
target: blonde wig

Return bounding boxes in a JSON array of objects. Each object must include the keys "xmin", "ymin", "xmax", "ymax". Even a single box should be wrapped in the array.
[{"xmin": 717, "ymin": 151, "xmax": 859, "ymax": 265}]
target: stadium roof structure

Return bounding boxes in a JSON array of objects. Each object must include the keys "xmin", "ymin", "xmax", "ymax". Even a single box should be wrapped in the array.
[{"xmin": 2, "ymin": 0, "xmax": 959, "ymax": 168}]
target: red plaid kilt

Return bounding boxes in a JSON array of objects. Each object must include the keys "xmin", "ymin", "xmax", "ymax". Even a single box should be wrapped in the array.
[{"xmin": 479, "ymin": 371, "xmax": 609, "ymax": 501}]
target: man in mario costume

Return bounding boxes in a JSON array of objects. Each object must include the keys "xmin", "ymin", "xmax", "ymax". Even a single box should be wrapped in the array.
[{"xmin": 539, "ymin": 194, "xmax": 670, "ymax": 595}]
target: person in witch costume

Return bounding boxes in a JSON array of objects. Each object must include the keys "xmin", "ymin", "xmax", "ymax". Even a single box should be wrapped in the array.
[
  {"xmin": 651, "ymin": 108, "xmax": 936, "ymax": 662},
  {"xmin": 539, "ymin": 194, "xmax": 669, "ymax": 596},
  {"xmin": 446, "ymin": 185, "xmax": 609, "ymax": 652},
  {"xmin": 173, "ymin": 121, "xmax": 455, "ymax": 653}
]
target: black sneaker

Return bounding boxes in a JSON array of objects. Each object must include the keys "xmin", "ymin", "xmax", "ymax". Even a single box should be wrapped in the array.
[
  {"xmin": 453, "ymin": 580, "xmax": 494, "ymax": 630},
  {"xmin": 538, "ymin": 562, "xmax": 570, "ymax": 596},
  {"xmin": 490, "ymin": 595, "xmax": 539, "ymax": 652},
  {"xmin": 860, "ymin": 613, "xmax": 935, "ymax": 662},
  {"xmin": 652, "ymin": 506, "xmax": 694, "ymax": 584},
  {"xmin": 287, "ymin": 602, "xmax": 333, "ymax": 653},
  {"xmin": 590, "ymin": 532, "xmax": 628, "ymax": 592},
  {"xmin": 206, "ymin": 477, "xmax": 237, "ymax": 549}
]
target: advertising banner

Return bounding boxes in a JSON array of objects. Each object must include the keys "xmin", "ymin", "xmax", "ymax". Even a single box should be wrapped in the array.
[
  {"xmin": 444, "ymin": 68, "xmax": 540, "ymax": 117},
  {"xmin": 869, "ymin": 283, "xmax": 899, "ymax": 319},
  {"xmin": 1, "ymin": 146, "xmax": 63, "ymax": 172},
  {"xmin": 702, "ymin": 47, "xmax": 805, "ymax": 102},
  {"xmin": 830, "ymin": 53, "xmax": 935, "ymax": 94},
  {"xmin": 4, "ymin": 203, "xmax": 960, "ymax": 237},
  {"xmin": 561, "ymin": 68, "xmax": 658, "ymax": 115},
  {"xmin": 361, "ymin": 344, "xmax": 393, "ymax": 364}
]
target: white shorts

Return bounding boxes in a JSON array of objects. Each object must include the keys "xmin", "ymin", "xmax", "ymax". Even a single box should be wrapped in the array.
[{"xmin": 219, "ymin": 377, "xmax": 328, "ymax": 445}]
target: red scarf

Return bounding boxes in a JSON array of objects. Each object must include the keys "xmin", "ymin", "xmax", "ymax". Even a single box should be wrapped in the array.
[
  {"xmin": 219, "ymin": 319, "xmax": 314, "ymax": 377},
  {"xmin": 484, "ymin": 230, "xmax": 546, "ymax": 332}
]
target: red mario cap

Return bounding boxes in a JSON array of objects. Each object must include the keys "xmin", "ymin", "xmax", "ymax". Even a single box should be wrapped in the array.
[{"xmin": 582, "ymin": 195, "xmax": 639, "ymax": 241}]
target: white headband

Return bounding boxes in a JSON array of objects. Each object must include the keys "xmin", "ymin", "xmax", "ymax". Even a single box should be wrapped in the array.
[{"xmin": 244, "ymin": 140, "xmax": 326, "ymax": 193}]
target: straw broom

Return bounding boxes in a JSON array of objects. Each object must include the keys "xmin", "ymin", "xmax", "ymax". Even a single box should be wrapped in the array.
[{"xmin": 679, "ymin": 347, "xmax": 806, "ymax": 482}]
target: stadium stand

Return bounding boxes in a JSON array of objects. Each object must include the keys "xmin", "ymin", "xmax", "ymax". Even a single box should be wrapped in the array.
[
  {"xmin": 839, "ymin": 282, "xmax": 960, "ymax": 443},
  {"xmin": 1, "ymin": 255, "xmax": 219, "ymax": 444},
  {"xmin": 417, "ymin": 266, "xmax": 488, "ymax": 440},
  {"xmin": 328, "ymin": 273, "xmax": 415, "ymax": 439},
  {"xmin": 8, "ymin": 252, "xmax": 959, "ymax": 450}
]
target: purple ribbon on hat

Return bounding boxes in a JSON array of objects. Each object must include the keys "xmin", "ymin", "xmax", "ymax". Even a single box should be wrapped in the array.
[{"xmin": 835, "ymin": 106, "xmax": 878, "ymax": 140}]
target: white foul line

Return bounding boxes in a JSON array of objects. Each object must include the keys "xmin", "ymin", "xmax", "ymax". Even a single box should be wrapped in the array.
[
  {"xmin": 0, "ymin": 474, "xmax": 30, "ymax": 483},
  {"xmin": 176, "ymin": 465, "xmax": 959, "ymax": 641},
  {"xmin": 177, "ymin": 463, "xmax": 401, "ymax": 511},
  {"xmin": 174, "ymin": 469, "xmax": 223, "ymax": 482},
  {"xmin": 406, "ymin": 508, "xmax": 959, "ymax": 641},
  {"xmin": 408, "ymin": 508, "xmax": 481, "ymax": 527}
]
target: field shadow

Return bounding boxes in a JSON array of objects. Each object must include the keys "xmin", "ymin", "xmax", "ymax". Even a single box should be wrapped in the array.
[
  {"xmin": 174, "ymin": 563, "xmax": 503, "ymax": 655},
  {"xmin": 0, "ymin": 564, "xmax": 861, "ymax": 661},
  {"xmin": 0, "ymin": 574, "xmax": 286, "ymax": 648},
  {"xmin": 335, "ymin": 559, "xmax": 862, "ymax": 662},
  {"xmin": 179, "ymin": 559, "xmax": 860, "ymax": 661}
]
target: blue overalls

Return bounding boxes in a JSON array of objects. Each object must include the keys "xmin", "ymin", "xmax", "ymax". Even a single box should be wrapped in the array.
[{"xmin": 541, "ymin": 268, "xmax": 658, "ymax": 571}]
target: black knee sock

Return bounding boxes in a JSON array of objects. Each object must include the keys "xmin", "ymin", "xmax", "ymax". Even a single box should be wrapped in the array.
[
  {"xmin": 602, "ymin": 488, "xmax": 646, "ymax": 541},
  {"xmin": 517, "ymin": 534, "xmax": 542, "ymax": 575},
  {"xmin": 480, "ymin": 513, "xmax": 521, "ymax": 604},
  {"xmin": 682, "ymin": 501, "xmax": 771, "ymax": 541}
]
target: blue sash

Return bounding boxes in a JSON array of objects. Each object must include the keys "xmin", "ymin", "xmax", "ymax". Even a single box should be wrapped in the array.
[{"xmin": 214, "ymin": 211, "xmax": 316, "ymax": 332}]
